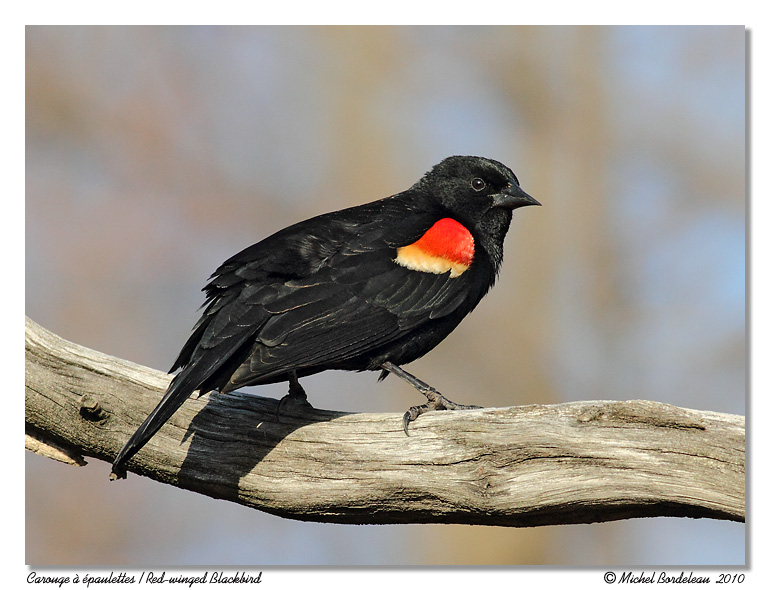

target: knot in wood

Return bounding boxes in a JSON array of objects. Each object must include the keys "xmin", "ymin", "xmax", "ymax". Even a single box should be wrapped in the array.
[{"xmin": 79, "ymin": 395, "xmax": 107, "ymax": 421}]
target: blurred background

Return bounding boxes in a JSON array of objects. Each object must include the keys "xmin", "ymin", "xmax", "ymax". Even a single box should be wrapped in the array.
[{"xmin": 25, "ymin": 26, "xmax": 745, "ymax": 566}]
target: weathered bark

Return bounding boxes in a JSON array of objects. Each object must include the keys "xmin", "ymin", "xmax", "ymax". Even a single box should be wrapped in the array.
[{"xmin": 25, "ymin": 317, "xmax": 745, "ymax": 526}]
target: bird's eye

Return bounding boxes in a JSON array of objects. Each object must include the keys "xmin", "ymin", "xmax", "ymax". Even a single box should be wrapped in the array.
[{"xmin": 471, "ymin": 178, "xmax": 486, "ymax": 192}]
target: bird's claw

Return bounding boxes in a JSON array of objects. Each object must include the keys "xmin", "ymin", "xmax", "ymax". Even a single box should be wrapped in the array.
[
  {"xmin": 277, "ymin": 372, "xmax": 314, "ymax": 420},
  {"xmin": 402, "ymin": 395, "xmax": 482, "ymax": 435},
  {"xmin": 277, "ymin": 392, "xmax": 314, "ymax": 417}
]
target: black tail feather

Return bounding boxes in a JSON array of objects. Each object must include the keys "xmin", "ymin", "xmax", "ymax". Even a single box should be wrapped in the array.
[
  {"xmin": 110, "ymin": 370, "xmax": 204, "ymax": 479},
  {"xmin": 111, "ymin": 324, "xmax": 259, "ymax": 479}
]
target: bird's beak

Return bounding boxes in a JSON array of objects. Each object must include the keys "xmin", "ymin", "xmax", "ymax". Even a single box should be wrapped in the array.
[{"xmin": 492, "ymin": 184, "xmax": 541, "ymax": 210}]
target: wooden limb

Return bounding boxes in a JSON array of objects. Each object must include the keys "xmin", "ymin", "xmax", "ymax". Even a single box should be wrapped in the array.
[{"xmin": 25, "ymin": 316, "xmax": 745, "ymax": 526}]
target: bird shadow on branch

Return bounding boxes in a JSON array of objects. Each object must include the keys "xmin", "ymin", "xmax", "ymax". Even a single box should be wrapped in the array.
[{"xmin": 176, "ymin": 390, "xmax": 346, "ymax": 505}]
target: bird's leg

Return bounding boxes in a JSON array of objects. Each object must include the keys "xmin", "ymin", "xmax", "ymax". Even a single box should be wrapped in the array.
[
  {"xmin": 277, "ymin": 371, "xmax": 314, "ymax": 418},
  {"xmin": 380, "ymin": 361, "xmax": 482, "ymax": 435}
]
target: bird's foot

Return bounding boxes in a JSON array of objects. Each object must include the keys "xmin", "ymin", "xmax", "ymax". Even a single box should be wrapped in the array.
[
  {"xmin": 402, "ymin": 394, "xmax": 482, "ymax": 435},
  {"xmin": 380, "ymin": 361, "xmax": 482, "ymax": 435},
  {"xmin": 277, "ymin": 372, "xmax": 314, "ymax": 419}
]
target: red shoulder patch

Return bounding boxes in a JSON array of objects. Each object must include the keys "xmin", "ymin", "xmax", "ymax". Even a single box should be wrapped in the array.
[{"xmin": 394, "ymin": 218, "xmax": 474, "ymax": 277}]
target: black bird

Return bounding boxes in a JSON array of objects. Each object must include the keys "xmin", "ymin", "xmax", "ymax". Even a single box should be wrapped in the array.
[{"xmin": 110, "ymin": 155, "xmax": 539, "ymax": 479}]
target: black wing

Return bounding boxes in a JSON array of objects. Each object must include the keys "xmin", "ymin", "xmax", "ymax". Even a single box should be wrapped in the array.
[{"xmin": 220, "ymin": 245, "xmax": 477, "ymax": 391}]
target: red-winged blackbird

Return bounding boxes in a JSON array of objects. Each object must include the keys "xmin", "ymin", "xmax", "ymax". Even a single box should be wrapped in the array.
[{"xmin": 110, "ymin": 155, "xmax": 539, "ymax": 479}]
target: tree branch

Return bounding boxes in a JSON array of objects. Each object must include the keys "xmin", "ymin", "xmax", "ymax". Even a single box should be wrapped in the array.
[{"xmin": 25, "ymin": 316, "xmax": 745, "ymax": 526}]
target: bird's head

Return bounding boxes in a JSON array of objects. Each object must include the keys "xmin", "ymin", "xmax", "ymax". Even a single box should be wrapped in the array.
[
  {"xmin": 414, "ymin": 155, "xmax": 540, "ymax": 260},
  {"xmin": 417, "ymin": 155, "xmax": 539, "ymax": 220}
]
